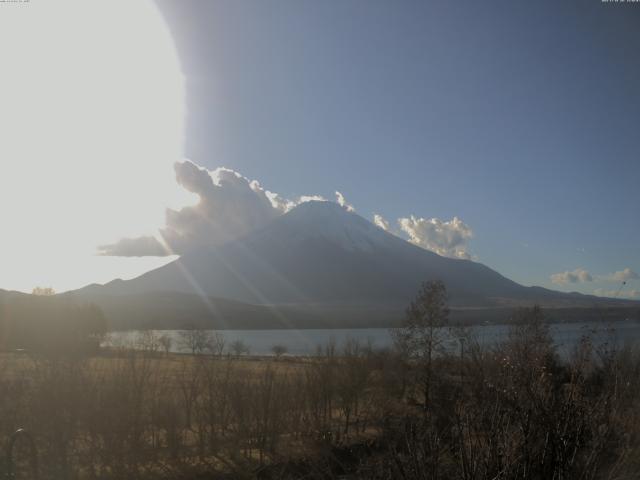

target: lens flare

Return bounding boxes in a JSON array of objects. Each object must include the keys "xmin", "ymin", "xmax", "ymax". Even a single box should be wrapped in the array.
[{"xmin": 0, "ymin": 0, "xmax": 188, "ymax": 292}]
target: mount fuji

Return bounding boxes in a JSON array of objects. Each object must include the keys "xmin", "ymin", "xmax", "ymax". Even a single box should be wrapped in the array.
[{"xmin": 70, "ymin": 202, "xmax": 637, "ymax": 329}]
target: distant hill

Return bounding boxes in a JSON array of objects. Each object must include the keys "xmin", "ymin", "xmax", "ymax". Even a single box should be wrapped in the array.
[
  {"xmin": 0, "ymin": 288, "xmax": 27, "ymax": 303},
  {"xmin": 63, "ymin": 290, "xmax": 411, "ymax": 330},
  {"xmin": 66, "ymin": 201, "xmax": 639, "ymax": 329}
]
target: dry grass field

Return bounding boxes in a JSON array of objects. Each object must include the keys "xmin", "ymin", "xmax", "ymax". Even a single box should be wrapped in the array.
[{"xmin": 2, "ymin": 307, "xmax": 640, "ymax": 479}]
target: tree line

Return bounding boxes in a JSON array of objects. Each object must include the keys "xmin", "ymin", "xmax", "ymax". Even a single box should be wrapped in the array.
[
  {"xmin": 0, "ymin": 282, "xmax": 638, "ymax": 479},
  {"xmin": 0, "ymin": 293, "xmax": 107, "ymax": 354}
]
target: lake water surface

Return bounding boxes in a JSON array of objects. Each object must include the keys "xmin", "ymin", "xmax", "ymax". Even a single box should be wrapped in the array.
[{"xmin": 107, "ymin": 320, "xmax": 640, "ymax": 356}]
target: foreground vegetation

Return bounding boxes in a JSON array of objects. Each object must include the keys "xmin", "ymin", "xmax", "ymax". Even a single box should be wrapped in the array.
[{"xmin": 1, "ymin": 284, "xmax": 639, "ymax": 479}]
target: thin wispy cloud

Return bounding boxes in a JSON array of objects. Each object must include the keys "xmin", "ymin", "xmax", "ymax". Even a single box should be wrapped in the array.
[
  {"xmin": 601, "ymin": 268, "xmax": 639, "ymax": 283},
  {"xmin": 551, "ymin": 267, "xmax": 638, "ymax": 289},
  {"xmin": 373, "ymin": 214, "xmax": 391, "ymax": 232},
  {"xmin": 335, "ymin": 191, "xmax": 355, "ymax": 212},
  {"xmin": 594, "ymin": 288, "xmax": 640, "ymax": 299}
]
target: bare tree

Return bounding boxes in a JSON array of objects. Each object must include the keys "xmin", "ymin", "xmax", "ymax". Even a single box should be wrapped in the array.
[
  {"xmin": 271, "ymin": 344, "xmax": 287, "ymax": 359},
  {"xmin": 230, "ymin": 339, "xmax": 250, "ymax": 357},
  {"xmin": 208, "ymin": 331, "xmax": 226, "ymax": 357},
  {"xmin": 336, "ymin": 339, "xmax": 370, "ymax": 436},
  {"xmin": 158, "ymin": 334, "xmax": 172, "ymax": 356},
  {"xmin": 179, "ymin": 328, "xmax": 211, "ymax": 355},
  {"xmin": 393, "ymin": 280, "xmax": 449, "ymax": 409},
  {"xmin": 136, "ymin": 330, "xmax": 160, "ymax": 355}
]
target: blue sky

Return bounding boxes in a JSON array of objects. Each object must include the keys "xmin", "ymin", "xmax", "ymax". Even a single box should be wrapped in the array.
[{"xmin": 154, "ymin": 0, "xmax": 639, "ymax": 296}]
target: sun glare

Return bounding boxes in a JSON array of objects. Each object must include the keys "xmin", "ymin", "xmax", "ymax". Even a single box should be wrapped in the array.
[{"xmin": 0, "ymin": 0, "xmax": 188, "ymax": 292}]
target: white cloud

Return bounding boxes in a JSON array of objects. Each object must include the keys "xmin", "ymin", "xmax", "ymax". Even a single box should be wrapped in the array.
[
  {"xmin": 298, "ymin": 194, "xmax": 327, "ymax": 204},
  {"xmin": 335, "ymin": 191, "xmax": 355, "ymax": 212},
  {"xmin": 373, "ymin": 214, "xmax": 390, "ymax": 231},
  {"xmin": 99, "ymin": 160, "xmax": 324, "ymax": 256},
  {"xmin": 594, "ymin": 288, "xmax": 640, "ymax": 299},
  {"xmin": 100, "ymin": 159, "xmax": 478, "ymax": 260},
  {"xmin": 98, "ymin": 236, "xmax": 168, "ymax": 257},
  {"xmin": 550, "ymin": 268, "xmax": 593, "ymax": 285},
  {"xmin": 602, "ymin": 268, "xmax": 639, "ymax": 283},
  {"xmin": 398, "ymin": 215, "xmax": 473, "ymax": 259}
]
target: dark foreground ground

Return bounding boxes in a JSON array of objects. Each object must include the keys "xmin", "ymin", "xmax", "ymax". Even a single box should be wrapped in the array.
[{"xmin": 1, "ymin": 314, "xmax": 640, "ymax": 480}]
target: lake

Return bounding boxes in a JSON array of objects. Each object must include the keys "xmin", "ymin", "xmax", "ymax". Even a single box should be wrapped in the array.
[{"xmin": 106, "ymin": 320, "xmax": 640, "ymax": 356}]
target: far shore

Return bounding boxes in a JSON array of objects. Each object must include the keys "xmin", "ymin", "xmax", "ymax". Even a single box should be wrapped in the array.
[{"xmin": 104, "ymin": 305, "xmax": 640, "ymax": 332}]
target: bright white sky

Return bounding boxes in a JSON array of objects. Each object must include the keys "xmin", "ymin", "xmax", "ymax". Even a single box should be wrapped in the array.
[{"xmin": 0, "ymin": 0, "xmax": 190, "ymax": 292}]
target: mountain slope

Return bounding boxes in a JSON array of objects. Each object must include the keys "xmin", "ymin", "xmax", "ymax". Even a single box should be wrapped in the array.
[{"xmin": 77, "ymin": 202, "xmax": 621, "ymax": 310}]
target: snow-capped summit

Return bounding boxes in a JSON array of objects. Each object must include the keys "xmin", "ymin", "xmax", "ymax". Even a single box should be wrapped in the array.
[{"xmin": 250, "ymin": 201, "xmax": 400, "ymax": 253}]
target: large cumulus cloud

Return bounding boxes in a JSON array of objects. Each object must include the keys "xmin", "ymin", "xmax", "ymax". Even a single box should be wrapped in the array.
[
  {"xmin": 373, "ymin": 213, "xmax": 474, "ymax": 259},
  {"xmin": 550, "ymin": 268, "xmax": 593, "ymax": 285},
  {"xmin": 99, "ymin": 159, "xmax": 477, "ymax": 260},
  {"xmin": 99, "ymin": 160, "xmax": 321, "ymax": 256},
  {"xmin": 396, "ymin": 215, "xmax": 474, "ymax": 259}
]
